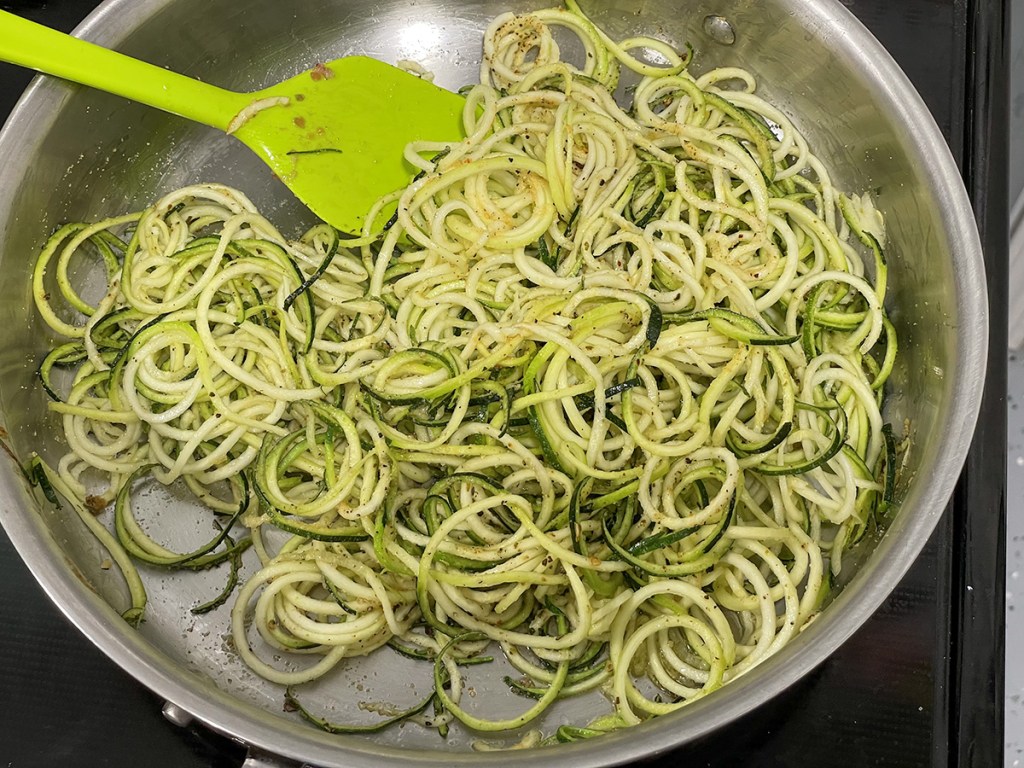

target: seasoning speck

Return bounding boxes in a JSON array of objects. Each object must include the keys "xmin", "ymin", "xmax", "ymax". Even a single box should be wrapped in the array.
[{"xmin": 311, "ymin": 63, "xmax": 335, "ymax": 81}]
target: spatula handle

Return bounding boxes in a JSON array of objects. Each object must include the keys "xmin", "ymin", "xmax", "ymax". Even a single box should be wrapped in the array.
[{"xmin": 0, "ymin": 9, "xmax": 247, "ymax": 131}]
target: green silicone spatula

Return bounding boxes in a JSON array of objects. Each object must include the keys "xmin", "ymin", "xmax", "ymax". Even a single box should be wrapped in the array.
[{"xmin": 0, "ymin": 10, "xmax": 467, "ymax": 234}]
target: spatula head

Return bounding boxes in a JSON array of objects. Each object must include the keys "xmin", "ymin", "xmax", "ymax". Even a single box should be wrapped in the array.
[{"xmin": 230, "ymin": 56, "xmax": 466, "ymax": 235}]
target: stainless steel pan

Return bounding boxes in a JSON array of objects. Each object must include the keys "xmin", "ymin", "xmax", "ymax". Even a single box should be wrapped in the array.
[{"xmin": 0, "ymin": 0, "xmax": 987, "ymax": 765}]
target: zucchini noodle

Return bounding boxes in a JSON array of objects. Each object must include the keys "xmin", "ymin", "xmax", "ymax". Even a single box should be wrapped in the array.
[{"xmin": 30, "ymin": 1, "xmax": 898, "ymax": 742}]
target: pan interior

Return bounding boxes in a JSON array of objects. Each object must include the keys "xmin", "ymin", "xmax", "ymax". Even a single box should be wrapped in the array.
[{"xmin": 0, "ymin": 0, "xmax": 979, "ymax": 763}]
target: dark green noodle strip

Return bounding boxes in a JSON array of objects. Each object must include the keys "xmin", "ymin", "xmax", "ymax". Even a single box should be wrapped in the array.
[
  {"xmin": 252, "ymin": 399, "xmax": 381, "ymax": 522},
  {"xmin": 425, "ymin": 473, "xmax": 518, "ymax": 535},
  {"xmin": 536, "ymin": 234, "xmax": 557, "ymax": 270},
  {"xmin": 285, "ymin": 686, "xmax": 437, "ymax": 734},
  {"xmin": 283, "ymin": 224, "xmax": 341, "ymax": 312},
  {"xmin": 626, "ymin": 524, "xmax": 700, "ymax": 556},
  {"xmin": 551, "ymin": 204, "xmax": 580, "ymax": 268},
  {"xmin": 38, "ymin": 342, "xmax": 90, "ymax": 401},
  {"xmin": 644, "ymin": 299, "xmax": 664, "ymax": 348},
  {"xmin": 569, "ymin": 376, "xmax": 638, "ymax": 411},
  {"xmin": 504, "ymin": 636, "xmax": 608, "ymax": 697},
  {"xmin": 798, "ymin": 281, "xmax": 871, "ymax": 354},
  {"xmin": 752, "ymin": 401, "xmax": 849, "ymax": 476},
  {"xmin": 725, "ymin": 419, "xmax": 794, "ymax": 457},
  {"xmin": 522, "ymin": 344, "xmax": 568, "ymax": 474},
  {"xmin": 114, "ymin": 465, "xmax": 250, "ymax": 568},
  {"xmin": 603, "ymin": 491, "xmax": 736, "ymax": 577},
  {"xmin": 434, "ymin": 631, "xmax": 568, "ymax": 731},
  {"xmin": 475, "ymin": 380, "xmax": 512, "ymax": 436},
  {"xmin": 871, "ymin": 316, "xmax": 898, "ymax": 391},
  {"xmin": 566, "ymin": 482, "xmax": 624, "ymax": 596},
  {"xmin": 876, "ymin": 423, "xmax": 898, "ymax": 517},
  {"xmin": 604, "ymin": 410, "xmax": 630, "ymax": 434},
  {"xmin": 504, "ymin": 659, "xmax": 605, "ymax": 698},
  {"xmin": 359, "ymin": 348, "xmax": 460, "ymax": 405},
  {"xmin": 567, "ymin": 476, "xmax": 593, "ymax": 555},
  {"xmin": 322, "ymin": 574, "xmax": 360, "ymax": 615},
  {"xmin": 257, "ymin": 498, "xmax": 373, "ymax": 542},
  {"xmin": 88, "ymin": 306, "xmax": 148, "ymax": 349},
  {"xmin": 259, "ymin": 499, "xmax": 370, "ymax": 542},
  {"xmin": 27, "ymin": 454, "xmax": 61, "ymax": 507},
  {"xmin": 565, "ymin": 639, "xmax": 606, "ymax": 672},
  {"xmin": 664, "ymin": 307, "xmax": 798, "ymax": 346},
  {"xmin": 373, "ymin": 498, "xmax": 416, "ymax": 577},
  {"xmin": 633, "ymin": 189, "xmax": 665, "ymax": 229},
  {"xmin": 190, "ymin": 532, "xmax": 246, "ymax": 615},
  {"xmin": 800, "ymin": 282, "xmax": 826, "ymax": 359},
  {"xmin": 703, "ymin": 92, "xmax": 775, "ymax": 181},
  {"xmin": 29, "ymin": 455, "xmax": 147, "ymax": 626},
  {"xmin": 106, "ymin": 311, "xmax": 171, "ymax": 373},
  {"xmin": 415, "ymin": 560, "xmax": 469, "ymax": 638},
  {"xmin": 386, "ymin": 637, "xmax": 494, "ymax": 666}
]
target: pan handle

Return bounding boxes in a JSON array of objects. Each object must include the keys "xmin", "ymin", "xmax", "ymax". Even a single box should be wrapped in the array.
[{"xmin": 162, "ymin": 700, "xmax": 310, "ymax": 768}]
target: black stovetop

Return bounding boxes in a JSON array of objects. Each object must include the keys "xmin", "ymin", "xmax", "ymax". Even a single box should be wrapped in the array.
[{"xmin": 0, "ymin": 1, "xmax": 1008, "ymax": 766}]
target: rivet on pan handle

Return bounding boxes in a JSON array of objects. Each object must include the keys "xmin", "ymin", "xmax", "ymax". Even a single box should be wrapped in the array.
[{"xmin": 161, "ymin": 701, "xmax": 194, "ymax": 728}]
